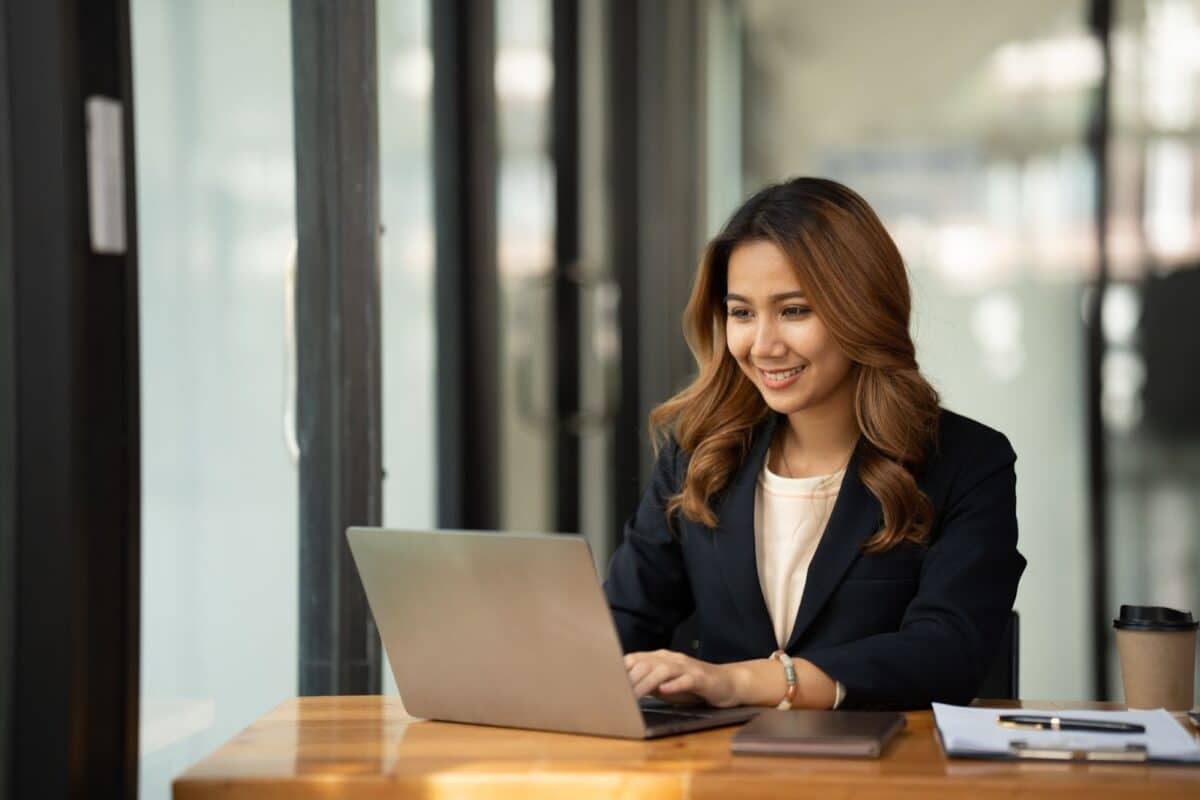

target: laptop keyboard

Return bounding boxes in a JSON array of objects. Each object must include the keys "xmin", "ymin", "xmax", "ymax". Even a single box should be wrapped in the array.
[{"xmin": 641, "ymin": 708, "xmax": 707, "ymax": 727}]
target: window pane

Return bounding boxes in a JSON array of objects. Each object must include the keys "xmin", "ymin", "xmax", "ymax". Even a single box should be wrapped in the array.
[
  {"xmin": 1106, "ymin": 0, "xmax": 1200, "ymax": 701},
  {"xmin": 131, "ymin": 2, "xmax": 298, "ymax": 797},
  {"xmin": 378, "ymin": 0, "xmax": 437, "ymax": 699},
  {"xmin": 497, "ymin": 0, "xmax": 556, "ymax": 532}
]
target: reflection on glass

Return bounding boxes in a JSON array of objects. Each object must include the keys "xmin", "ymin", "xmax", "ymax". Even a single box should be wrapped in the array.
[
  {"xmin": 1106, "ymin": 0, "xmax": 1200, "ymax": 702},
  {"xmin": 132, "ymin": 2, "xmax": 297, "ymax": 797},
  {"xmin": 497, "ymin": 0, "xmax": 556, "ymax": 532},
  {"xmin": 378, "ymin": 0, "xmax": 437, "ymax": 701}
]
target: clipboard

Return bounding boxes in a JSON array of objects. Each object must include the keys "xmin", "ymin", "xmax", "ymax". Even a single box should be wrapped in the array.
[
  {"xmin": 932, "ymin": 703, "xmax": 1200, "ymax": 765},
  {"xmin": 934, "ymin": 730, "xmax": 1160, "ymax": 763},
  {"xmin": 1005, "ymin": 740, "xmax": 1149, "ymax": 762}
]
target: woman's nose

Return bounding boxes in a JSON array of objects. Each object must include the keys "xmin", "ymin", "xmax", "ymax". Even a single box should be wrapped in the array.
[{"xmin": 750, "ymin": 319, "xmax": 786, "ymax": 359}]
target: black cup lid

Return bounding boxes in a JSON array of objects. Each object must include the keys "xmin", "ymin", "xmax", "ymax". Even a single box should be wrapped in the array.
[{"xmin": 1113, "ymin": 605, "xmax": 1198, "ymax": 631}]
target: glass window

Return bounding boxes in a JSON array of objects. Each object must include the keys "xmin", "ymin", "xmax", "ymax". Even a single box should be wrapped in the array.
[
  {"xmin": 1106, "ymin": 0, "xmax": 1200, "ymax": 700},
  {"xmin": 131, "ymin": 2, "xmax": 298, "ymax": 796},
  {"xmin": 378, "ymin": 0, "xmax": 438, "ymax": 699},
  {"xmin": 497, "ymin": 0, "xmax": 556, "ymax": 533}
]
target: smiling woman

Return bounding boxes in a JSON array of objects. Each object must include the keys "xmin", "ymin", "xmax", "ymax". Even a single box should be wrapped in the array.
[
  {"xmin": 724, "ymin": 241, "xmax": 858, "ymax": 475},
  {"xmin": 603, "ymin": 177, "xmax": 1026, "ymax": 711}
]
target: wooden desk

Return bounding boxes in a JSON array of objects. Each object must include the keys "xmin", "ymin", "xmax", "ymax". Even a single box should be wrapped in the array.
[{"xmin": 174, "ymin": 697, "xmax": 1200, "ymax": 799}]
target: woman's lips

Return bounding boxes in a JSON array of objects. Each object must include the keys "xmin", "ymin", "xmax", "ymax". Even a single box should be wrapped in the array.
[{"xmin": 758, "ymin": 365, "xmax": 805, "ymax": 389}]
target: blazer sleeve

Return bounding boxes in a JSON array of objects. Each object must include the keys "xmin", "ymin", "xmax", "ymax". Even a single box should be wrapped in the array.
[
  {"xmin": 801, "ymin": 430, "xmax": 1026, "ymax": 709},
  {"xmin": 602, "ymin": 439, "xmax": 695, "ymax": 653}
]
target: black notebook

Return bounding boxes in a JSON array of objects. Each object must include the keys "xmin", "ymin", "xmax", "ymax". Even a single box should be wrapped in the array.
[{"xmin": 731, "ymin": 710, "xmax": 906, "ymax": 757}]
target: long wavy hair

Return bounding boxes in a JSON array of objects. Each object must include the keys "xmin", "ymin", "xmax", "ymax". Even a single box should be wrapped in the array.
[{"xmin": 650, "ymin": 177, "xmax": 940, "ymax": 553}]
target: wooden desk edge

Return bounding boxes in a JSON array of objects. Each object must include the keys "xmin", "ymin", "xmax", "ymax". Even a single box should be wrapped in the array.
[{"xmin": 173, "ymin": 697, "xmax": 1200, "ymax": 800}]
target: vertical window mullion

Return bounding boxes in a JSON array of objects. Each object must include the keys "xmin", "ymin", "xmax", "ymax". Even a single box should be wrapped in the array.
[
  {"xmin": 433, "ymin": 0, "xmax": 500, "ymax": 531},
  {"xmin": 292, "ymin": 0, "xmax": 383, "ymax": 696}
]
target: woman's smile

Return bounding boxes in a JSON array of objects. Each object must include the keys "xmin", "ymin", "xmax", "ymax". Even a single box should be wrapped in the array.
[{"xmin": 758, "ymin": 364, "xmax": 806, "ymax": 389}]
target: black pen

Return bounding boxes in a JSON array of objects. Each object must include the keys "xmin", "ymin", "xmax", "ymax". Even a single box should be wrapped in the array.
[{"xmin": 997, "ymin": 714, "xmax": 1145, "ymax": 734}]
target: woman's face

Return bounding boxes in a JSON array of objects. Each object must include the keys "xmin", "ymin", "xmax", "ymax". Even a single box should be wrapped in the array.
[{"xmin": 724, "ymin": 239, "xmax": 856, "ymax": 418}]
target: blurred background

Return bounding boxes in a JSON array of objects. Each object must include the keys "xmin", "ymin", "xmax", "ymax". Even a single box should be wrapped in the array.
[{"xmin": 3, "ymin": 1, "xmax": 1200, "ymax": 798}]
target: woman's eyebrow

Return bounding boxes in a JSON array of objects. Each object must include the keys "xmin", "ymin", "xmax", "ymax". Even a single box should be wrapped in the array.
[{"xmin": 723, "ymin": 291, "xmax": 807, "ymax": 303}]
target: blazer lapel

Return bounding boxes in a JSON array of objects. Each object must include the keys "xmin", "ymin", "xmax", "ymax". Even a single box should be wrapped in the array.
[
  {"xmin": 712, "ymin": 414, "xmax": 779, "ymax": 656},
  {"xmin": 783, "ymin": 441, "xmax": 881, "ymax": 651}
]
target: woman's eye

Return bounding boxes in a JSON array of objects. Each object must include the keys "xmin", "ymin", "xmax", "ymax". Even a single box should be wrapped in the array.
[
  {"xmin": 782, "ymin": 306, "xmax": 811, "ymax": 319},
  {"xmin": 727, "ymin": 307, "xmax": 752, "ymax": 320}
]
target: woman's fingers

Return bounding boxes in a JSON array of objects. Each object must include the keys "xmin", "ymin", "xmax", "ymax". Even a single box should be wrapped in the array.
[
  {"xmin": 624, "ymin": 649, "xmax": 678, "ymax": 668},
  {"xmin": 626, "ymin": 652, "xmax": 669, "ymax": 681},
  {"xmin": 623, "ymin": 651, "xmax": 738, "ymax": 707},
  {"xmin": 625, "ymin": 651, "xmax": 692, "ymax": 698},
  {"xmin": 658, "ymin": 670, "xmax": 699, "ymax": 695},
  {"xmin": 632, "ymin": 661, "xmax": 679, "ymax": 698}
]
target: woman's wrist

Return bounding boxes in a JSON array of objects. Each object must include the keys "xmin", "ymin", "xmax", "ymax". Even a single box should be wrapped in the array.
[
  {"xmin": 794, "ymin": 657, "xmax": 837, "ymax": 708},
  {"xmin": 726, "ymin": 656, "xmax": 837, "ymax": 708},
  {"xmin": 724, "ymin": 658, "xmax": 789, "ymax": 707},
  {"xmin": 724, "ymin": 661, "xmax": 751, "ymax": 706}
]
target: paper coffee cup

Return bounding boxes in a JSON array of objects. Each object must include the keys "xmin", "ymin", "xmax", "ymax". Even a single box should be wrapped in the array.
[{"xmin": 1113, "ymin": 605, "xmax": 1197, "ymax": 711}]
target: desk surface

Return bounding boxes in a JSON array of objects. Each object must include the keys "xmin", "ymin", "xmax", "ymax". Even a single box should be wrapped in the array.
[{"xmin": 174, "ymin": 697, "xmax": 1200, "ymax": 799}]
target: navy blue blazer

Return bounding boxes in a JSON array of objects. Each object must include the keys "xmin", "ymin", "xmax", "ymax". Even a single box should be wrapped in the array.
[{"xmin": 603, "ymin": 409, "xmax": 1026, "ymax": 709}]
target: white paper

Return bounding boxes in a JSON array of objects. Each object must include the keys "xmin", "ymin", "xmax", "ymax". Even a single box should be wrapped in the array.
[{"xmin": 933, "ymin": 703, "xmax": 1200, "ymax": 762}]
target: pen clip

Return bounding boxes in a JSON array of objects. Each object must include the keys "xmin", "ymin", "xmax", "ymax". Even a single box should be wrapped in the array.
[{"xmin": 1009, "ymin": 741, "xmax": 1149, "ymax": 762}]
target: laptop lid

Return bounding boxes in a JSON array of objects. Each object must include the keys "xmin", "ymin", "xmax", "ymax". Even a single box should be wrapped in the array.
[{"xmin": 347, "ymin": 527, "xmax": 651, "ymax": 738}]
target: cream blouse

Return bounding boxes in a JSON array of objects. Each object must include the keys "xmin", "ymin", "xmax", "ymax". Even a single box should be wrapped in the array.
[{"xmin": 754, "ymin": 459, "xmax": 847, "ymax": 708}]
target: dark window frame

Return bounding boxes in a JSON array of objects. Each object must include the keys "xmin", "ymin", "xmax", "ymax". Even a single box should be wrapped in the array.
[
  {"xmin": 0, "ymin": 2, "xmax": 15, "ymax": 795},
  {"xmin": 1085, "ymin": 0, "xmax": 1113, "ymax": 700},
  {"xmin": 3, "ymin": 0, "xmax": 141, "ymax": 796},
  {"xmin": 606, "ymin": 0, "xmax": 706, "ymax": 527},
  {"xmin": 552, "ymin": 0, "xmax": 581, "ymax": 535},
  {"xmin": 432, "ymin": 0, "xmax": 500, "ymax": 531},
  {"xmin": 291, "ymin": 0, "xmax": 384, "ymax": 697},
  {"xmin": 607, "ymin": 0, "xmax": 644, "ymax": 524}
]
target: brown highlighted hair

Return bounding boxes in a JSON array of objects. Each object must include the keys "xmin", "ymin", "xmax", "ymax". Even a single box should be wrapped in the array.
[{"xmin": 650, "ymin": 177, "xmax": 940, "ymax": 553}]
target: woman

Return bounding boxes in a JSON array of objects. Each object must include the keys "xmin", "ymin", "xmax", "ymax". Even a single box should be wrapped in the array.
[{"xmin": 603, "ymin": 177, "xmax": 1025, "ymax": 711}]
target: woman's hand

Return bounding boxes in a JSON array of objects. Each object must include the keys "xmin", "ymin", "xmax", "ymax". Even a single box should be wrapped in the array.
[
  {"xmin": 624, "ymin": 650, "xmax": 838, "ymax": 709},
  {"xmin": 623, "ymin": 650, "xmax": 741, "ymax": 708}
]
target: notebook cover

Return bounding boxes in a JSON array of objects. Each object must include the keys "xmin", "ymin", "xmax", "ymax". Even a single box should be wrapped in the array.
[{"xmin": 731, "ymin": 710, "xmax": 907, "ymax": 757}]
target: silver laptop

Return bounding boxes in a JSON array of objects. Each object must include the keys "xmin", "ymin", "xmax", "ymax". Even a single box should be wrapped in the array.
[{"xmin": 346, "ymin": 527, "xmax": 762, "ymax": 738}]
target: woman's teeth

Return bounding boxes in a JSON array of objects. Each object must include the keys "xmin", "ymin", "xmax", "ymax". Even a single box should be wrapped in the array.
[{"xmin": 763, "ymin": 366, "xmax": 803, "ymax": 380}]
